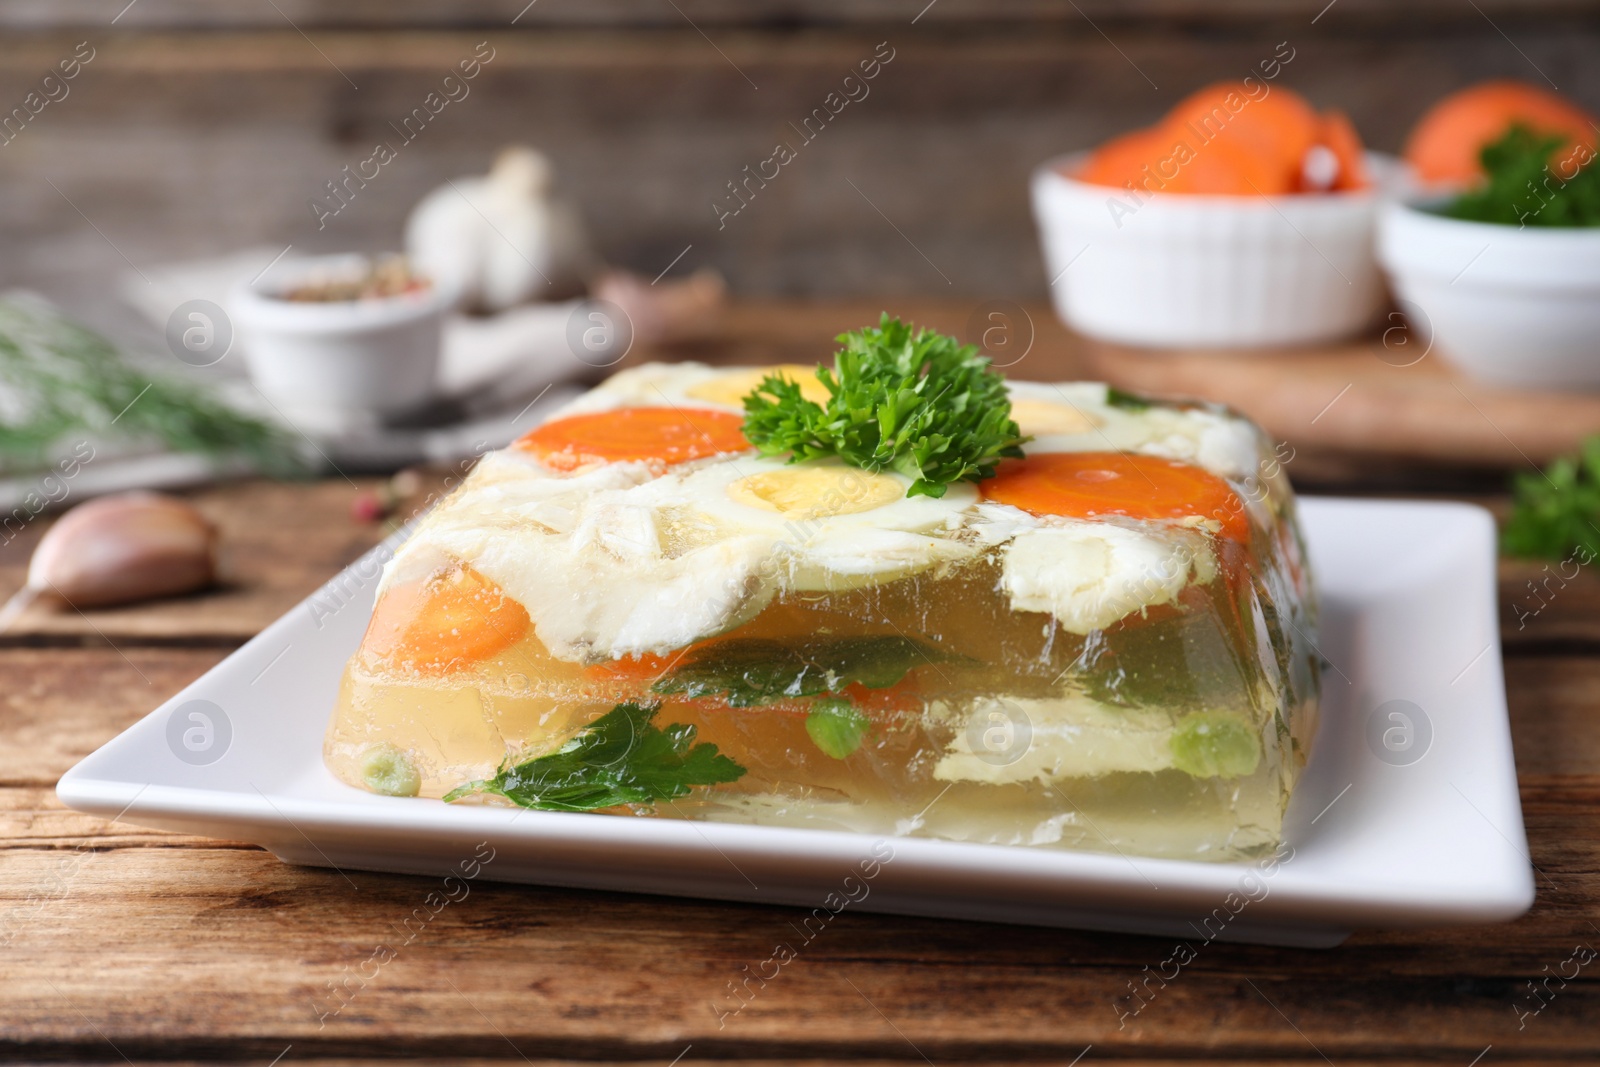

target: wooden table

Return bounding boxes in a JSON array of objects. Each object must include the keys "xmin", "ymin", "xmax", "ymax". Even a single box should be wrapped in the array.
[{"xmin": 3, "ymin": 303, "xmax": 1597, "ymax": 1065}]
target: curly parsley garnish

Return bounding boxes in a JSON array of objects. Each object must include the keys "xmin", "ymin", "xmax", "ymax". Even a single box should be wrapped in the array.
[
  {"xmin": 443, "ymin": 702, "xmax": 745, "ymax": 812},
  {"xmin": 740, "ymin": 314, "xmax": 1028, "ymax": 498},
  {"xmin": 1502, "ymin": 435, "xmax": 1600, "ymax": 559}
]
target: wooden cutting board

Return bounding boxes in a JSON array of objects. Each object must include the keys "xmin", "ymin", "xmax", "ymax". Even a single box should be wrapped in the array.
[
  {"xmin": 1079, "ymin": 334, "xmax": 1600, "ymax": 469},
  {"xmin": 674, "ymin": 301, "xmax": 1600, "ymax": 472}
]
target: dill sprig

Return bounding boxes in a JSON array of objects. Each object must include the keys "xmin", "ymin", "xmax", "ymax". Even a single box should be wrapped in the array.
[{"xmin": 0, "ymin": 294, "xmax": 303, "ymax": 476}]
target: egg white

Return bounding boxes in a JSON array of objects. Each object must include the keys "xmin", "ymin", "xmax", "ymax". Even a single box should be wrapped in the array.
[
  {"xmin": 389, "ymin": 449, "xmax": 979, "ymax": 662},
  {"xmin": 547, "ymin": 361, "xmax": 829, "ymax": 419},
  {"xmin": 1006, "ymin": 381, "xmax": 1262, "ymax": 482},
  {"xmin": 970, "ymin": 502, "xmax": 1218, "ymax": 635},
  {"xmin": 661, "ymin": 456, "xmax": 977, "ymax": 593},
  {"xmin": 379, "ymin": 366, "xmax": 1273, "ymax": 662},
  {"xmin": 546, "ymin": 361, "xmax": 731, "ymax": 418}
]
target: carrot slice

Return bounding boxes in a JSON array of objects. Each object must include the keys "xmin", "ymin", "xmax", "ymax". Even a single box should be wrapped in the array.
[
  {"xmin": 587, "ymin": 652, "xmax": 675, "ymax": 682},
  {"xmin": 980, "ymin": 452, "xmax": 1250, "ymax": 543},
  {"xmin": 514, "ymin": 406, "xmax": 750, "ymax": 470},
  {"xmin": 365, "ymin": 564, "xmax": 530, "ymax": 675},
  {"xmin": 1404, "ymin": 80, "xmax": 1600, "ymax": 184}
]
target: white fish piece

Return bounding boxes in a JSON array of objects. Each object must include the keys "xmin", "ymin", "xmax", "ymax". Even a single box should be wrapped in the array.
[
  {"xmin": 999, "ymin": 517, "xmax": 1217, "ymax": 634},
  {"xmin": 933, "ymin": 694, "xmax": 1180, "ymax": 784}
]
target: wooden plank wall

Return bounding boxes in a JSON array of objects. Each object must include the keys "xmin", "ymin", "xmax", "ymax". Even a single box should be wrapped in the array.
[{"xmin": 0, "ymin": 0, "xmax": 1596, "ymax": 325}]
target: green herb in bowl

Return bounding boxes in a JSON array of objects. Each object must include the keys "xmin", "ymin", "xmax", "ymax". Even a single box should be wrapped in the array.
[{"xmin": 1441, "ymin": 124, "xmax": 1600, "ymax": 228}]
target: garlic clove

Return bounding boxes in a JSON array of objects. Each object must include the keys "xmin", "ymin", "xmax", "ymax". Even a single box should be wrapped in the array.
[{"xmin": 25, "ymin": 491, "xmax": 218, "ymax": 609}]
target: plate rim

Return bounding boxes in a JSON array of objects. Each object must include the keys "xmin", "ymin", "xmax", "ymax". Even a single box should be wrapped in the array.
[{"xmin": 56, "ymin": 495, "xmax": 1536, "ymax": 936}]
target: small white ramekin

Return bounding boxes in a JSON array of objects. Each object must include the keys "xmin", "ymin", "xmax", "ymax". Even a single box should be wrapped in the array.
[
  {"xmin": 1032, "ymin": 151, "xmax": 1403, "ymax": 348},
  {"xmin": 1378, "ymin": 200, "xmax": 1600, "ymax": 389},
  {"xmin": 229, "ymin": 254, "xmax": 453, "ymax": 433}
]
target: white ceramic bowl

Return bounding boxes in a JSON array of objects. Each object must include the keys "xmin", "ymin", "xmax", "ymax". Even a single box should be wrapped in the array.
[
  {"xmin": 1378, "ymin": 200, "xmax": 1600, "ymax": 389},
  {"xmin": 1032, "ymin": 151, "xmax": 1403, "ymax": 348},
  {"xmin": 229, "ymin": 254, "xmax": 453, "ymax": 433}
]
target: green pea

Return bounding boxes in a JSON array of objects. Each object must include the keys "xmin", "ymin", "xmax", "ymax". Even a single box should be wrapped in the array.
[
  {"xmin": 360, "ymin": 743, "xmax": 421, "ymax": 797},
  {"xmin": 805, "ymin": 698, "xmax": 871, "ymax": 760},
  {"xmin": 1170, "ymin": 713, "xmax": 1260, "ymax": 779}
]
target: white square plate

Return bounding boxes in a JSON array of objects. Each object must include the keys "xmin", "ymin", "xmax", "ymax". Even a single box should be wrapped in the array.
[{"xmin": 57, "ymin": 498, "xmax": 1534, "ymax": 947}]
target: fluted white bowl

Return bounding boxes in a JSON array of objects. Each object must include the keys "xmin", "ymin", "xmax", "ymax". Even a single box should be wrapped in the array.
[{"xmin": 1032, "ymin": 151, "xmax": 1406, "ymax": 348}]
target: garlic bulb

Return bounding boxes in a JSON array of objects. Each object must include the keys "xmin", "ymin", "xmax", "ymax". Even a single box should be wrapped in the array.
[
  {"xmin": 0, "ymin": 492, "xmax": 218, "ymax": 628},
  {"xmin": 406, "ymin": 146, "xmax": 594, "ymax": 312}
]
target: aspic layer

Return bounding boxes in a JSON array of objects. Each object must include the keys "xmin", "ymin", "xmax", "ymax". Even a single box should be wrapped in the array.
[{"xmin": 325, "ymin": 322, "xmax": 1318, "ymax": 861}]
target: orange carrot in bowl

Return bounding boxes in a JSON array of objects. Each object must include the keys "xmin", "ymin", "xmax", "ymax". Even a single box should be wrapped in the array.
[
  {"xmin": 1075, "ymin": 81, "xmax": 1370, "ymax": 198},
  {"xmin": 1404, "ymin": 80, "xmax": 1599, "ymax": 185}
]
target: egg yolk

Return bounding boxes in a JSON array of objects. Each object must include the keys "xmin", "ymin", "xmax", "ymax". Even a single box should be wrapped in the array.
[
  {"xmin": 686, "ymin": 365, "xmax": 831, "ymax": 409},
  {"xmin": 727, "ymin": 466, "xmax": 905, "ymax": 520},
  {"xmin": 1009, "ymin": 398, "xmax": 1103, "ymax": 436},
  {"xmin": 981, "ymin": 451, "xmax": 1251, "ymax": 542},
  {"xmin": 364, "ymin": 564, "xmax": 530, "ymax": 675},
  {"xmin": 513, "ymin": 407, "xmax": 750, "ymax": 470}
]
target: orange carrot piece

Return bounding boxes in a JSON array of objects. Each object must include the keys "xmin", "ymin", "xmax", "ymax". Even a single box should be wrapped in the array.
[
  {"xmin": 980, "ymin": 451, "xmax": 1251, "ymax": 543},
  {"xmin": 514, "ymin": 407, "xmax": 750, "ymax": 470}
]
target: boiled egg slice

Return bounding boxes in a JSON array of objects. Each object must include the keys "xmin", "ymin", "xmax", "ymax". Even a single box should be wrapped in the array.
[
  {"xmin": 664, "ymin": 456, "xmax": 977, "ymax": 592},
  {"xmin": 1006, "ymin": 381, "xmax": 1262, "ymax": 482},
  {"xmin": 548, "ymin": 361, "xmax": 829, "ymax": 418},
  {"xmin": 682, "ymin": 364, "xmax": 831, "ymax": 409}
]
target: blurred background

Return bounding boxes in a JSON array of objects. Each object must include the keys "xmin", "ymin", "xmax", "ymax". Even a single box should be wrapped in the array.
[
  {"xmin": 6, "ymin": 0, "xmax": 1598, "ymax": 326},
  {"xmin": 0, "ymin": 0, "xmax": 1593, "ymax": 533}
]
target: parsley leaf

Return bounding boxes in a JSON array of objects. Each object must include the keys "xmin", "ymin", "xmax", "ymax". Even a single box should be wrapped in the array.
[
  {"xmin": 443, "ymin": 702, "xmax": 745, "ymax": 812},
  {"xmin": 652, "ymin": 635, "xmax": 949, "ymax": 708},
  {"xmin": 1443, "ymin": 123, "xmax": 1600, "ymax": 228},
  {"xmin": 1501, "ymin": 435, "xmax": 1600, "ymax": 559},
  {"xmin": 740, "ymin": 314, "xmax": 1028, "ymax": 498}
]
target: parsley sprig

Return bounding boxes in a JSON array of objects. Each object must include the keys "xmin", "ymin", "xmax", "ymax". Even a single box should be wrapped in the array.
[
  {"xmin": 1502, "ymin": 435, "xmax": 1600, "ymax": 559},
  {"xmin": 443, "ymin": 702, "xmax": 745, "ymax": 812},
  {"xmin": 652, "ymin": 635, "xmax": 947, "ymax": 708},
  {"xmin": 740, "ymin": 314, "xmax": 1028, "ymax": 498}
]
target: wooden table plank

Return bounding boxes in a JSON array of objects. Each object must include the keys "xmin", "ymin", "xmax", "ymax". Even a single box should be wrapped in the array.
[
  {"xmin": 2, "ymin": 645, "xmax": 1597, "ymax": 1061},
  {"xmin": 0, "ymin": 479, "xmax": 386, "ymax": 643},
  {"xmin": 2, "ymin": 845, "xmax": 1595, "ymax": 1061},
  {"xmin": 0, "ymin": 647, "xmax": 225, "ymax": 783},
  {"xmin": 1082, "ymin": 338, "xmax": 1600, "ymax": 469},
  {"xmin": 2, "ymin": 301, "xmax": 1597, "ymax": 1060}
]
